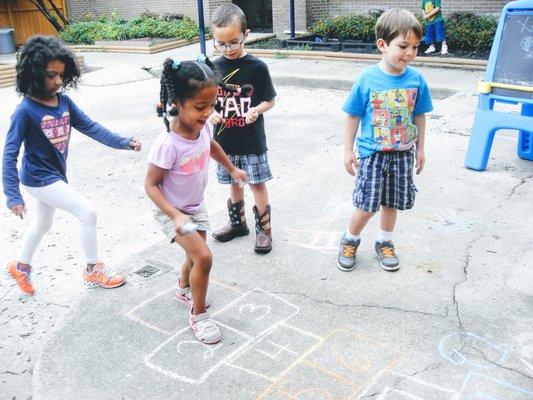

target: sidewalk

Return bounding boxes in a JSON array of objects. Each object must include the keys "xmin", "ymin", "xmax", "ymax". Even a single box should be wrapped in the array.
[{"xmin": 1, "ymin": 39, "xmax": 532, "ymax": 400}]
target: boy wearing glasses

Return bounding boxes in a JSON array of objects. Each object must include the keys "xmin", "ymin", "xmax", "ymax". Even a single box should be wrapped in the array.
[{"xmin": 209, "ymin": 4, "xmax": 277, "ymax": 254}]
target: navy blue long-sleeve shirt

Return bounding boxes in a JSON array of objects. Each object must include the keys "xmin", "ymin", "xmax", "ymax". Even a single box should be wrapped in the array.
[{"xmin": 2, "ymin": 94, "xmax": 132, "ymax": 209}]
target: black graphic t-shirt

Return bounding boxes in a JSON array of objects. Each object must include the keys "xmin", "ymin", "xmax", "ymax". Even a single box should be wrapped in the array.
[{"xmin": 213, "ymin": 54, "xmax": 276, "ymax": 155}]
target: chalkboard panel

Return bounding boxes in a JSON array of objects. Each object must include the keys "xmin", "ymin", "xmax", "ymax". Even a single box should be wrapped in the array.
[{"xmin": 493, "ymin": 12, "xmax": 533, "ymax": 96}]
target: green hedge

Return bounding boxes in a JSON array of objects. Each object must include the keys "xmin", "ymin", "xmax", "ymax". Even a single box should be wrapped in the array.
[
  {"xmin": 309, "ymin": 15, "xmax": 378, "ymax": 42},
  {"xmin": 445, "ymin": 12, "xmax": 497, "ymax": 52},
  {"xmin": 59, "ymin": 15, "xmax": 201, "ymax": 44},
  {"xmin": 309, "ymin": 11, "xmax": 497, "ymax": 52}
]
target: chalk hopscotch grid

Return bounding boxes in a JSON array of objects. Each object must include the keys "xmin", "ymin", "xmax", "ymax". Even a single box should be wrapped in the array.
[
  {"xmin": 256, "ymin": 328, "xmax": 409, "ymax": 399},
  {"xmin": 125, "ymin": 282, "xmax": 531, "ymax": 398},
  {"xmin": 125, "ymin": 279, "xmax": 243, "ymax": 336},
  {"xmin": 132, "ymin": 288, "xmax": 303, "ymax": 384}
]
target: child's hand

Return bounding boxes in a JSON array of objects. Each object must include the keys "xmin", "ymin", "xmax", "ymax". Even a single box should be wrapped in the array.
[
  {"xmin": 230, "ymin": 167, "xmax": 248, "ymax": 184},
  {"xmin": 172, "ymin": 213, "xmax": 191, "ymax": 237},
  {"xmin": 344, "ymin": 151, "xmax": 359, "ymax": 176},
  {"xmin": 245, "ymin": 107, "xmax": 259, "ymax": 125},
  {"xmin": 10, "ymin": 204, "xmax": 26, "ymax": 219},
  {"xmin": 416, "ymin": 148, "xmax": 425, "ymax": 174},
  {"xmin": 130, "ymin": 138, "xmax": 142, "ymax": 151},
  {"xmin": 209, "ymin": 111, "xmax": 225, "ymax": 125}
]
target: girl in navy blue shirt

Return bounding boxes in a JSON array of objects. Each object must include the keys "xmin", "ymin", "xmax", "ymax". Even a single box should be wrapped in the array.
[{"xmin": 2, "ymin": 36, "xmax": 141, "ymax": 294}]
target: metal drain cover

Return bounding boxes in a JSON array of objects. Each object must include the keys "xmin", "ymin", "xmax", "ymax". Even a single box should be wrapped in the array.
[{"xmin": 135, "ymin": 264, "xmax": 161, "ymax": 278}]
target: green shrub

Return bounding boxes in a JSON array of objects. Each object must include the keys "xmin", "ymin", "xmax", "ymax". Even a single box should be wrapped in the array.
[
  {"xmin": 309, "ymin": 11, "xmax": 497, "ymax": 52},
  {"xmin": 59, "ymin": 16, "xmax": 201, "ymax": 44},
  {"xmin": 445, "ymin": 12, "xmax": 497, "ymax": 52},
  {"xmin": 310, "ymin": 14, "xmax": 378, "ymax": 41}
]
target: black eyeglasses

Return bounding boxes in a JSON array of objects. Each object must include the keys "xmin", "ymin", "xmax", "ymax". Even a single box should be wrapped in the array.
[{"xmin": 213, "ymin": 34, "xmax": 247, "ymax": 51}]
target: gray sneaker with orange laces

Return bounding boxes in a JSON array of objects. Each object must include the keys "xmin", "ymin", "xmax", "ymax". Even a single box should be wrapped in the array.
[
  {"xmin": 375, "ymin": 241, "xmax": 400, "ymax": 271},
  {"xmin": 337, "ymin": 235, "xmax": 360, "ymax": 272}
]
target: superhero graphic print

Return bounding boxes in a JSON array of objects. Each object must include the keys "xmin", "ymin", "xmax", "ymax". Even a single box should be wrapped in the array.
[{"xmin": 370, "ymin": 88, "xmax": 419, "ymax": 151}]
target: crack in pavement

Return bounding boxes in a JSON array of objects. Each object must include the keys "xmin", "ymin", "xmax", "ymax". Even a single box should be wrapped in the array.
[
  {"xmin": 452, "ymin": 173, "xmax": 531, "ymax": 331},
  {"xmin": 504, "ymin": 174, "xmax": 533, "ymax": 201},
  {"xmin": 388, "ymin": 362, "xmax": 442, "ymax": 393},
  {"xmin": 450, "ymin": 173, "xmax": 532, "ymax": 380},
  {"xmin": 359, "ymin": 362, "xmax": 442, "ymax": 399},
  {"xmin": 270, "ymin": 291, "xmax": 447, "ymax": 318}
]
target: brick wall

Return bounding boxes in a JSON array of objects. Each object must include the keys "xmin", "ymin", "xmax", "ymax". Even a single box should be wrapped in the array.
[
  {"xmin": 272, "ymin": 0, "xmax": 307, "ymax": 36},
  {"xmin": 66, "ymin": 0, "xmax": 510, "ymax": 37},
  {"xmin": 65, "ymin": 0, "xmax": 230, "ymax": 23},
  {"xmin": 306, "ymin": 0, "xmax": 511, "ymax": 25}
]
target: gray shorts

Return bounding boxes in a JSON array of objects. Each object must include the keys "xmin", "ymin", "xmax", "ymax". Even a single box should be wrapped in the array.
[{"xmin": 153, "ymin": 203, "xmax": 210, "ymax": 243}]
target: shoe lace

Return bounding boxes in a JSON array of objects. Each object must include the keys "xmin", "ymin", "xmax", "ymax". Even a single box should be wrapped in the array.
[
  {"xmin": 381, "ymin": 246, "xmax": 395, "ymax": 258},
  {"xmin": 343, "ymin": 244, "xmax": 356, "ymax": 257},
  {"xmin": 90, "ymin": 265, "xmax": 116, "ymax": 282},
  {"xmin": 20, "ymin": 270, "xmax": 32, "ymax": 285}
]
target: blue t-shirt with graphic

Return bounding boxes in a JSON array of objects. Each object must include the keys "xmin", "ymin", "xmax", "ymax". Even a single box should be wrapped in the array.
[{"xmin": 343, "ymin": 65, "xmax": 433, "ymax": 158}]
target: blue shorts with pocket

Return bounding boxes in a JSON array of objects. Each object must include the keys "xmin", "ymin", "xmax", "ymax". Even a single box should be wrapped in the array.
[
  {"xmin": 217, "ymin": 153, "xmax": 272, "ymax": 185},
  {"xmin": 353, "ymin": 151, "xmax": 417, "ymax": 212},
  {"xmin": 425, "ymin": 20, "xmax": 447, "ymax": 44}
]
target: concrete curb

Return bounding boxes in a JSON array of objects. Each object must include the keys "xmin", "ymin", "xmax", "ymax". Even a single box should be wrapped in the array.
[
  {"xmin": 247, "ymin": 48, "xmax": 488, "ymax": 71},
  {"xmin": 270, "ymin": 75, "xmax": 458, "ymax": 99}
]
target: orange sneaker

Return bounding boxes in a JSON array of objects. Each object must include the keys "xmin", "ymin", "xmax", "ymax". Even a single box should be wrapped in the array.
[
  {"xmin": 83, "ymin": 262, "xmax": 126, "ymax": 289},
  {"xmin": 7, "ymin": 261, "xmax": 35, "ymax": 295}
]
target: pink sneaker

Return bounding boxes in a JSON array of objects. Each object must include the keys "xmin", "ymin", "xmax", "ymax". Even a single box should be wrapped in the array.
[
  {"xmin": 189, "ymin": 310, "xmax": 221, "ymax": 344},
  {"xmin": 176, "ymin": 280, "xmax": 211, "ymax": 309}
]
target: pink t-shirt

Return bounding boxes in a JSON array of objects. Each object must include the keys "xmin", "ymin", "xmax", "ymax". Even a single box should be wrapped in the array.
[{"xmin": 148, "ymin": 124, "xmax": 212, "ymax": 214}]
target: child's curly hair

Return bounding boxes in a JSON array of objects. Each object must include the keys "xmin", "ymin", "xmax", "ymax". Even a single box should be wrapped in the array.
[
  {"xmin": 158, "ymin": 56, "xmax": 234, "ymax": 132},
  {"xmin": 16, "ymin": 35, "xmax": 80, "ymax": 98}
]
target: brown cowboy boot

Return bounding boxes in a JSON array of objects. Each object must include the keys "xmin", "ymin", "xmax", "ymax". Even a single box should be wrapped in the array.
[
  {"xmin": 253, "ymin": 204, "xmax": 272, "ymax": 254},
  {"xmin": 212, "ymin": 199, "xmax": 249, "ymax": 242}
]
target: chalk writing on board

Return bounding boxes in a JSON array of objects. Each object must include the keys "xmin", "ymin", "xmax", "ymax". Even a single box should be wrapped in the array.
[{"xmin": 494, "ymin": 14, "xmax": 533, "ymax": 88}]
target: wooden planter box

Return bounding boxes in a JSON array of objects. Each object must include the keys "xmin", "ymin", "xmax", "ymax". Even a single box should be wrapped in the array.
[{"xmin": 283, "ymin": 35, "xmax": 341, "ymax": 52}]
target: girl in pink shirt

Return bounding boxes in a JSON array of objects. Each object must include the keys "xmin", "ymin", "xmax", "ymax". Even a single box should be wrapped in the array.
[{"xmin": 145, "ymin": 57, "xmax": 246, "ymax": 344}]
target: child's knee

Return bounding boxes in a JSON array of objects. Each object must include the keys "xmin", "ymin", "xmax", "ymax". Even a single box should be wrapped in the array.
[
  {"xmin": 250, "ymin": 182, "xmax": 267, "ymax": 191},
  {"xmin": 35, "ymin": 214, "xmax": 54, "ymax": 234},
  {"xmin": 356, "ymin": 209, "xmax": 375, "ymax": 219},
  {"xmin": 193, "ymin": 249, "xmax": 213, "ymax": 271},
  {"xmin": 78, "ymin": 206, "xmax": 97, "ymax": 225}
]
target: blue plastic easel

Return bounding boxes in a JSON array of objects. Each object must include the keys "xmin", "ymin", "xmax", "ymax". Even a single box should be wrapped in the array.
[{"xmin": 465, "ymin": 0, "xmax": 533, "ymax": 171}]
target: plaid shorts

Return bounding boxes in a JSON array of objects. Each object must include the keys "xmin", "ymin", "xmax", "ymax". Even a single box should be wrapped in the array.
[
  {"xmin": 217, "ymin": 153, "xmax": 273, "ymax": 185},
  {"xmin": 353, "ymin": 150, "xmax": 417, "ymax": 212}
]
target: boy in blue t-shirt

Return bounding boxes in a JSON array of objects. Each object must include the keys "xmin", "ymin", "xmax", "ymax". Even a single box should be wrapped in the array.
[
  {"xmin": 337, "ymin": 9, "xmax": 433, "ymax": 272},
  {"xmin": 422, "ymin": 0, "xmax": 448, "ymax": 55}
]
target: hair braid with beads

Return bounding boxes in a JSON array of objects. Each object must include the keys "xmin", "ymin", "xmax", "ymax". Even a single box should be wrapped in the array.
[{"xmin": 157, "ymin": 57, "xmax": 235, "ymax": 132}]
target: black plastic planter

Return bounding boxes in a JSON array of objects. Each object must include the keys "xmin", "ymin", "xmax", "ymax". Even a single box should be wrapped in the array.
[
  {"xmin": 341, "ymin": 40, "xmax": 378, "ymax": 54},
  {"xmin": 283, "ymin": 35, "xmax": 341, "ymax": 52}
]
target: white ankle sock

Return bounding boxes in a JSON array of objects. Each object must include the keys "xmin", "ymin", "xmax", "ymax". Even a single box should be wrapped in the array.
[
  {"xmin": 378, "ymin": 229, "xmax": 393, "ymax": 243},
  {"xmin": 345, "ymin": 231, "xmax": 360, "ymax": 241}
]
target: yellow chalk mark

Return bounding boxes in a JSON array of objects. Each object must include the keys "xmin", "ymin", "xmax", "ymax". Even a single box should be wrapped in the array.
[{"xmin": 256, "ymin": 327, "xmax": 409, "ymax": 400}]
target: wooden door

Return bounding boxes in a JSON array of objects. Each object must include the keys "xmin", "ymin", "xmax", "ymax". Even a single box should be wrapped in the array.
[{"xmin": 0, "ymin": 0, "xmax": 67, "ymax": 45}]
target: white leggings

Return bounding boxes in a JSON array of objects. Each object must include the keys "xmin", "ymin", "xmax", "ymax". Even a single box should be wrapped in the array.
[{"xmin": 20, "ymin": 180, "xmax": 99, "ymax": 265}]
